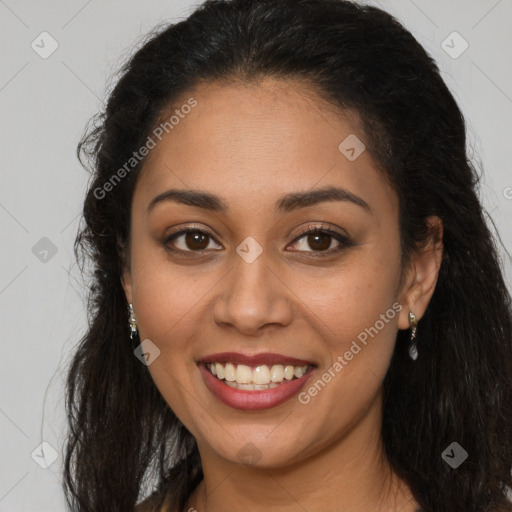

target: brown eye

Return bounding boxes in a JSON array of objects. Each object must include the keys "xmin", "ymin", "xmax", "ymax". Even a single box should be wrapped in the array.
[
  {"xmin": 164, "ymin": 229, "xmax": 222, "ymax": 253},
  {"xmin": 304, "ymin": 233, "xmax": 332, "ymax": 251},
  {"xmin": 288, "ymin": 226, "xmax": 352, "ymax": 256},
  {"xmin": 183, "ymin": 231, "xmax": 209, "ymax": 250}
]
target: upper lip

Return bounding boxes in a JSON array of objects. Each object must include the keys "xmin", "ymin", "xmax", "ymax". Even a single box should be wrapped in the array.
[{"xmin": 197, "ymin": 352, "xmax": 317, "ymax": 367}]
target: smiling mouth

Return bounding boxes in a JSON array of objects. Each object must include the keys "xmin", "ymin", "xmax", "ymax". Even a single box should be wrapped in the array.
[{"xmin": 203, "ymin": 362, "xmax": 315, "ymax": 390}]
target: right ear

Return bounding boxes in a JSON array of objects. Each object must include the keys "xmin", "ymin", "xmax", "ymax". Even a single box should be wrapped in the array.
[
  {"xmin": 118, "ymin": 237, "xmax": 133, "ymax": 304},
  {"xmin": 121, "ymin": 265, "xmax": 133, "ymax": 304}
]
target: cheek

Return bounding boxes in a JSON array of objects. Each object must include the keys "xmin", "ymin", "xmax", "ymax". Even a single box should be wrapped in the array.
[
  {"xmin": 301, "ymin": 240, "xmax": 402, "ymax": 348},
  {"xmin": 134, "ymin": 272, "xmax": 202, "ymax": 340},
  {"xmin": 128, "ymin": 245, "xmax": 211, "ymax": 400},
  {"xmin": 128, "ymin": 252, "xmax": 206, "ymax": 421},
  {"xmin": 129, "ymin": 234, "xmax": 202, "ymax": 335},
  {"xmin": 293, "ymin": 262, "xmax": 401, "ymax": 445},
  {"xmin": 294, "ymin": 239, "xmax": 402, "ymax": 421}
]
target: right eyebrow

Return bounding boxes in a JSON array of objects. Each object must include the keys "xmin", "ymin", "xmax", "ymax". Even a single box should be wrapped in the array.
[{"xmin": 147, "ymin": 188, "xmax": 228, "ymax": 213}]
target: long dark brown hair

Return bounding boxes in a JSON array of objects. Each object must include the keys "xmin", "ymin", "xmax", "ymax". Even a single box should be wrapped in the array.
[{"xmin": 63, "ymin": 1, "xmax": 512, "ymax": 511}]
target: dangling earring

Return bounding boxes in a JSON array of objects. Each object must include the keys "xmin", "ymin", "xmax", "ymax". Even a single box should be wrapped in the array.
[
  {"xmin": 128, "ymin": 303, "xmax": 138, "ymax": 342},
  {"xmin": 408, "ymin": 312, "xmax": 418, "ymax": 360}
]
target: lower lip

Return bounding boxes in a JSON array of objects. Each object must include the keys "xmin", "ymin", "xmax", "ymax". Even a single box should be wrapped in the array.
[{"xmin": 198, "ymin": 363, "xmax": 316, "ymax": 411}]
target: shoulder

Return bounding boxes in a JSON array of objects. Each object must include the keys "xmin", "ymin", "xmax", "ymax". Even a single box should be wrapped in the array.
[
  {"xmin": 135, "ymin": 493, "xmax": 174, "ymax": 512},
  {"xmin": 134, "ymin": 498, "xmax": 158, "ymax": 512}
]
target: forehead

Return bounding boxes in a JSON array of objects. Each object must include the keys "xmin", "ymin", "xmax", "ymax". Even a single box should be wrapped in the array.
[{"xmin": 133, "ymin": 79, "xmax": 397, "ymax": 221}]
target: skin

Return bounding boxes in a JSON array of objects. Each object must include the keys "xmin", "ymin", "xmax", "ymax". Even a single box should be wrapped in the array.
[{"xmin": 122, "ymin": 78, "xmax": 443, "ymax": 512}]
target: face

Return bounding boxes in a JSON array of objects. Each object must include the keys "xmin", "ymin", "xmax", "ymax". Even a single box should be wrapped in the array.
[{"xmin": 122, "ymin": 79, "xmax": 416, "ymax": 468}]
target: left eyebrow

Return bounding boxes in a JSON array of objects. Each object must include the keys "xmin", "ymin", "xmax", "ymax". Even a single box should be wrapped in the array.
[
  {"xmin": 147, "ymin": 185, "xmax": 372, "ymax": 215},
  {"xmin": 275, "ymin": 185, "xmax": 372, "ymax": 214}
]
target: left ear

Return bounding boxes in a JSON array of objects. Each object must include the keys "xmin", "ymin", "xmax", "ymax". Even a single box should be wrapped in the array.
[{"xmin": 397, "ymin": 216, "xmax": 444, "ymax": 330}]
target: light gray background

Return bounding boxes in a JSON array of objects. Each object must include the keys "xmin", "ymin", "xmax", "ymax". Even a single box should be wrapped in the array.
[{"xmin": 0, "ymin": 0, "xmax": 511, "ymax": 510}]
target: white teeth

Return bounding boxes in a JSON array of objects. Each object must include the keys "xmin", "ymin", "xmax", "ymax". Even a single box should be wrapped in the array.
[
  {"xmin": 206, "ymin": 362, "xmax": 310, "ymax": 386},
  {"xmin": 215, "ymin": 363, "xmax": 225, "ymax": 380},
  {"xmin": 253, "ymin": 365, "xmax": 271, "ymax": 385},
  {"xmin": 235, "ymin": 364, "xmax": 253, "ymax": 384},
  {"xmin": 270, "ymin": 365, "xmax": 284, "ymax": 382},
  {"xmin": 284, "ymin": 365, "xmax": 295, "ymax": 380},
  {"xmin": 225, "ymin": 381, "xmax": 280, "ymax": 390},
  {"xmin": 294, "ymin": 366, "xmax": 306, "ymax": 378},
  {"xmin": 224, "ymin": 362, "xmax": 236, "ymax": 381}
]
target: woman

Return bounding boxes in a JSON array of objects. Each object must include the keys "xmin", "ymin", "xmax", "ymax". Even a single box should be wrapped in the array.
[{"xmin": 63, "ymin": 0, "xmax": 512, "ymax": 511}]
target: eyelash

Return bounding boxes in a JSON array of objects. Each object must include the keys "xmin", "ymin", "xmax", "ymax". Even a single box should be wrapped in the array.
[{"xmin": 162, "ymin": 223, "xmax": 352, "ymax": 258}]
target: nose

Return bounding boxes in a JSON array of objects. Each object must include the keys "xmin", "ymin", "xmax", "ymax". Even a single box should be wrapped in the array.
[{"xmin": 211, "ymin": 248, "xmax": 293, "ymax": 336}]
